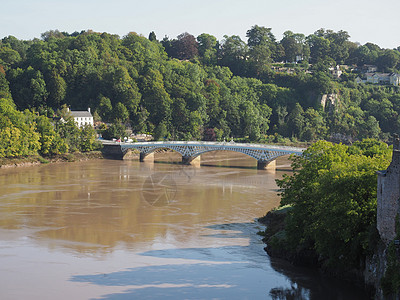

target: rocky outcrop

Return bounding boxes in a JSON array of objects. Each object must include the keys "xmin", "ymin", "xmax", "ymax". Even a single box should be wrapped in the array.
[{"xmin": 319, "ymin": 93, "xmax": 339, "ymax": 112}]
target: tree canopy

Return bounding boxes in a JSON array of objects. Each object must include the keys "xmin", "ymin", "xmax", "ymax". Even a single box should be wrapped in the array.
[
  {"xmin": 1, "ymin": 26, "xmax": 400, "ymax": 152},
  {"xmin": 276, "ymin": 140, "xmax": 392, "ymax": 269}
]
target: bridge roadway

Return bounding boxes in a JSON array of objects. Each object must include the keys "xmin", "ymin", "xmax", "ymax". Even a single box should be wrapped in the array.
[{"xmin": 102, "ymin": 140, "xmax": 305, "ymax": 170}]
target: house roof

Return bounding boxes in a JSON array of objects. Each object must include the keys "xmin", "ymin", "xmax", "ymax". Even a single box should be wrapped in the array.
[
  {"xmin": 366, "ymin": 73, "xmax": 391, "ymax": 78},
  {"xmin": 70, "ymin": 111, "xmax": 92, "ymax": 118}
]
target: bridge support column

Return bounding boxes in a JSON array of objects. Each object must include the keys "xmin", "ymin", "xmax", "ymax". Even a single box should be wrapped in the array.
[
  {"xmin": 182, "ymin": 155, "xmax": 201, "ymax": 167},
  {"xmin": 102, "ymin": 144, "xmax": 125, "ymax": 160},
  {"xmin": 140, "ymin": 152, "xmax": 154, "ymax": 162},
  {"xmin": 257, "ymin": 159, "xmax": 276, "ymax": 170}
]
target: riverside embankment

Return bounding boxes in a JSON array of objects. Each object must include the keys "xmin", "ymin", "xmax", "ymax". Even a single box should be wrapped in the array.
[{"xmin": 0, "ymin": 151, "xmax": 104, "ymax": 168}]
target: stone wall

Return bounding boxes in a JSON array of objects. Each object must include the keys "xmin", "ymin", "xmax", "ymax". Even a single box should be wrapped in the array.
[{"xmin": 377, "ymin": 136, "xmax": 400, "ymax": 244}]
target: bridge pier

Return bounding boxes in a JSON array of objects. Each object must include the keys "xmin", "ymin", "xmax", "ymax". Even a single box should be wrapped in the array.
[
  {"xmin": 182, "ymin": 155, "xmax": 201, "ymax": 167},
  {"xmin": 257, "ymin": 160, "xmax": 276, "ymax": 170},
  {"xmin": 102, "ymin": 144, "xmax": 125, "ymax": 160},
  {"xmin": 140, "ymin": 152, "xmax": 154, "ymax": 162}
]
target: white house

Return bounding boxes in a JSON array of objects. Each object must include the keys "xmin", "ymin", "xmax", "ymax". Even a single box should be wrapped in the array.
[
  {"xmin": 360, "ymin": 73, "xmax": 400, "ymax": 86},
  {"xmin": 355, "ymin": 76, "xmax": 365, "ymax": 84},
  {"xmin": 69, "ymin": 108, "xmax": 94, "ymax": 128},
  {"xmin": 329, "ymin": 65, "xmax": 342, "ymax": 78},
  {"xmin": 390, "ymin": 73, "xmax": 400, "ymax": 86}
]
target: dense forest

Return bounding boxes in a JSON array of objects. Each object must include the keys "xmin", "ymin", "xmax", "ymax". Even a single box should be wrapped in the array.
[{"xmin": 1, "ymin": 26, "xmax": 400, "ymax": 157}]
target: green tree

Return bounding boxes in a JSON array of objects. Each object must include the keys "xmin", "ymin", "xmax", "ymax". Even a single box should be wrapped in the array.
[
  {"xmin": 376, "ymin": 49, "xmax": 400, "ymax": 72},
  {"xmin": 287, "ymin": 103, "xmax": 305, "ymax": 138},
  {"xmin": 280, "ymin": 31, "xmax": 301, "ymax": 62},
  {"xmin": 307, "ymin": 34, "xmax": 330, "ymax": 64},
  {"xmin": 102, "ymin": 122, "xmax": 126, "ymax": 140},
  {"xmin": 219, "ymin": 35, "xmax": 248, "ymax": 75},
  {"xmin": 36, "ymin": 115, "xmax": 68, "ymax": 155},
  {"xmin": 0, "ymin": 97, "xmax": 40, "ymax": 157},
  {"xmin": 148, "ymin": 31, "xmax": 157, "ymax": 42},
  {"xmin": 277, "ymin": 140, "xmax": 391, "ymax": 269},
  {"xmin": 323, "ymin": 29, "xmax": 351, "ymax": 64},
  {"xmin": 171, "ymin": 97, "xmax": 189, "ymax": 137},
  {"xmin": 30, "ymin": 70, "xmax": 48, "ymax": 108},
  {"xmin": 1, "ymin": 36, "xmax": 29, "ymax": 60},
  {"xmin": 132, "ymin": 105, "xmax": 149, "ymax": 133},
  {"xmin": 280, "ymin": 31, "xmax": 309, "ymax": 63},
  {"xmin": 246, "ymin": 25, "xmax": 276, "ymax": 48},
  {"xmin": 302, "ymin": 108, "xmax": 326, "ymax": 140},
  {"xmin": 246, "ymin": 25, "xmax": 276, "ymax": 76},
  {"xmin": 98, "ymin": 96, "xmax": 113, "ymax": 121},
  {"xmin": 0, "ymin": 69, "xmax": 11, "ymax": 98},
  {"xmin": 113, "ymin": 102, "xmax": 129, "ymax": 123},
  {"xmin": 197, "ymin": 33, "xmax": 218, "ymax": 65},
  {"xmin": 56, "ymin": 118, "xmax": 80, "ymax": 152},
  {"xmin": 79, "ymin": 124, "xmax": 99, "ymax": 152},
  {"xmin": 141, "ymin": 68, "xmax": 172, "ymax": 125},
  {"xmin": 47, "ymin": 72, "xmax": 66, "ymax": 109},
  {"xmin": 153, "ymin": 121, "xmax": 168, "ymax": 140},
  {"xmin": 0, "ymin": 47, "xmax": 21, "ymax": 69}
]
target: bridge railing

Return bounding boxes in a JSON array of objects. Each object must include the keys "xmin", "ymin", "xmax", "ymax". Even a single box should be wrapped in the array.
[{"xmin": 101, "ymin": 140, "xmax": 306, "ymax": 153}]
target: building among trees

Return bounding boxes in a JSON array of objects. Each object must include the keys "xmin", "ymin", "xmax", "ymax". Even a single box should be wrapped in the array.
[{"xmin": 69, "ymin": 108, "xmax": 94, "ymax": 128}]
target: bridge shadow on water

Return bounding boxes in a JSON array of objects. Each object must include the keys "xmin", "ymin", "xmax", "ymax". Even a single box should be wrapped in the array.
[
  {"xmin": 152, "ymin": 160, "xmax": 257, "ymax": 170},
  {"xmin": 69, "ymin": 223, "xmax": 370, "ymax": 300},
  {"xmin": 148, "ymin": 160, "xmax": 293, "ymax": 172}
]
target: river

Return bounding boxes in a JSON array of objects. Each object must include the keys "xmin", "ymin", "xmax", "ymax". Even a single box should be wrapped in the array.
[{"xmin": 0, "ymin": 152, "xmax": 371, "ymax": 299}]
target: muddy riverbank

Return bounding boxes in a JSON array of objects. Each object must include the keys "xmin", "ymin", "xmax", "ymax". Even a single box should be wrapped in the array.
[{"xmin": 0, "ymin": 151, "xmax": 104, "ymax": 168}]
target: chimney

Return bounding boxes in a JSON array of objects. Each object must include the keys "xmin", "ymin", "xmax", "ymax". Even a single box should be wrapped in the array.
[{"xmin": 88, "ymin": 107, "xmax": 91, "ymax": 113}]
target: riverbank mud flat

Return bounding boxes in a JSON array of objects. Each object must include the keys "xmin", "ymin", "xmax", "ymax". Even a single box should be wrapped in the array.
[{"xmin": 0, "ymin": 151, "xmax": 103, "ymax": 168}]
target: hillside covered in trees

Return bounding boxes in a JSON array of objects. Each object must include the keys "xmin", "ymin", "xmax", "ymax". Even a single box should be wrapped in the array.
[{"xmin": 1, "ymin": 26, "xmax": 400, "ymax": 157}]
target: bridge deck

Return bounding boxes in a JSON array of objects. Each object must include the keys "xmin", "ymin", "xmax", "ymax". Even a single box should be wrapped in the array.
[
  {"xmin": 101, "ymin": 140, "xmax": 305, "ymax": 169},
  {"xmin": 101, "ymin": 140, "xmax": 305, "ymax": 153}
]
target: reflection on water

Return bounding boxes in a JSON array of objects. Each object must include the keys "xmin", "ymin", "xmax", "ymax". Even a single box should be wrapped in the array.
[
  {"xmin": 70, "ymin": 223, "xmax": 276, "ymax": 299},
  {"xmin": 0, "ymin": 152, "xmax": 370, "ymax": 299}
]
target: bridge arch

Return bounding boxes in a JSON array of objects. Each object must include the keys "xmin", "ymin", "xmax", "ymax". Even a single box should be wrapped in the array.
[{"xmin": 179, "ymin": 148, "xmax": 292, "ymax": 165}]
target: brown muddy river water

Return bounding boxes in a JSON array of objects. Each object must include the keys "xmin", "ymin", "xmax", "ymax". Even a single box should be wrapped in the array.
[{"xmin": 0, "ymin": 152, "xmax": 370, "ymax": 299}]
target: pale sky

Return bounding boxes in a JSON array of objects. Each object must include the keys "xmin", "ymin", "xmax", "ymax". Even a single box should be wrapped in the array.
[{"xmin": 1, "ymin": 0, "xmax": 400, "ymax": 49}]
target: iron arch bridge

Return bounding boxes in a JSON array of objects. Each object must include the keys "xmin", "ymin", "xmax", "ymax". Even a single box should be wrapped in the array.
[{"xmin": 102, "ymin": 141, "xmax": 305, "ymax": 170}]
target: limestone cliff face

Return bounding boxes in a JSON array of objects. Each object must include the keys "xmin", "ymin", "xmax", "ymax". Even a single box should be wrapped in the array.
[
  {"xmin": 319, "ymin": 94, "xmax": 339, "ymax": 112},
  {"xmin": 377, "ymin": 136, "xmax": 400, "ymax": 244}
]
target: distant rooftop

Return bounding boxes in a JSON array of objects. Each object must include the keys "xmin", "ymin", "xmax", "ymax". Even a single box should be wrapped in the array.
[
  {"xmin": 68, "ymin": 108, "xmax": 92, "ymax": 118},
  {"xmin": 70, "ymin": 111, "xmax": 92, "ymax": 118}
]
